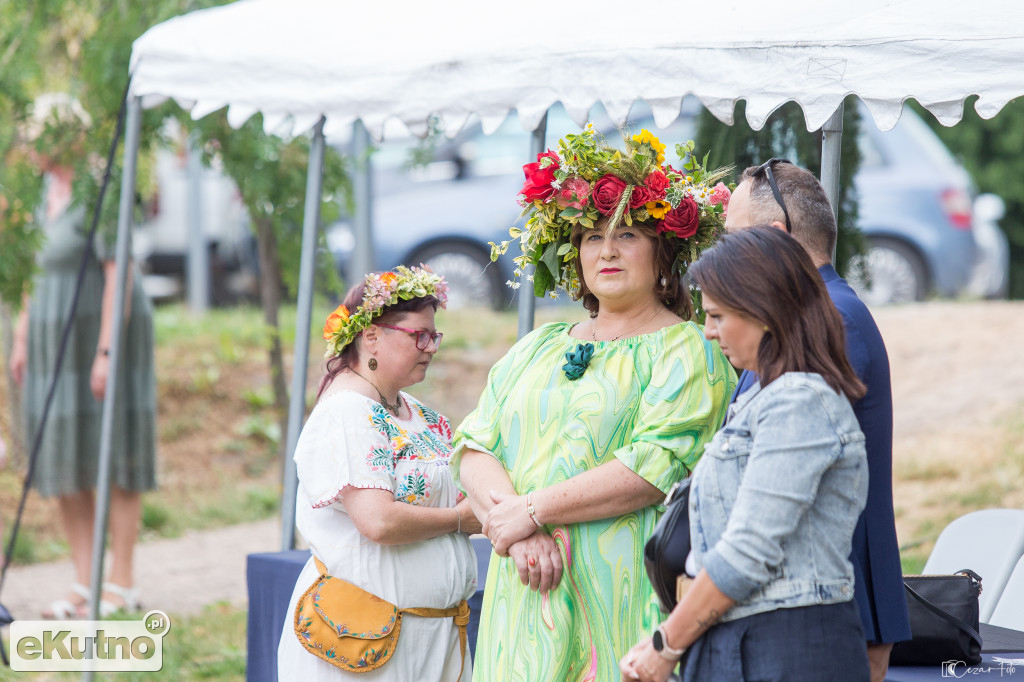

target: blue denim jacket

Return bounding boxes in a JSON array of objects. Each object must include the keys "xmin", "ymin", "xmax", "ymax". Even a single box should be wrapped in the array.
[{"xmin": 690, "ymin": 372, "xmax": 868, "ymax": 623}]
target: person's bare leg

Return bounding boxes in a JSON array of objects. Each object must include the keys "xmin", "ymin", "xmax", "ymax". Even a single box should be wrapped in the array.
[
  {"xmin": 43, "ymin": 490, "xmax": 96, "ymax": 616},
  {"xmin": 103, "ymin": 485, "xmax": 142, "ymax": 608},
  {"xmin": 867, "ymin": 642, "xmax": 894, "ymax": 682}
]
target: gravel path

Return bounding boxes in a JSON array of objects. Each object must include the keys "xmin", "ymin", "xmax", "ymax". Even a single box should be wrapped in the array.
[{"xmin": 4, "ymin": 518, "xmax": 279, "ymax": 620}]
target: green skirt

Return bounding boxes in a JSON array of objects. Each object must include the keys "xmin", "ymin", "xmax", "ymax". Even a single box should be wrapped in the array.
[{"xmin": 23, "ymin": 247, "xmax": 157, "ymax": 498}]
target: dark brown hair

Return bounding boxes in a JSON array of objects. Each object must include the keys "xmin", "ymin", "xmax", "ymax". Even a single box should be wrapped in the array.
[
  {"xmin": 316, "ymin": 276, "xmax": 440, "ymax": 399},
  {"xmin": 689, "ymin": 226, "xmax": 865, "ymax": 400},
  {"xmin": 739, "ymin": 162, "xmax": 837, "ymax": 263},
  {"xmin": 569, "ymin": 221, "xmax": 693, "ymax": 319}
]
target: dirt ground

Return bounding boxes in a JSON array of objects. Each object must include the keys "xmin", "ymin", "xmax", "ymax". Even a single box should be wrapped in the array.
[{"xmin": 3, "ymin": 299, "xmax": 1024, "ymax": 619}]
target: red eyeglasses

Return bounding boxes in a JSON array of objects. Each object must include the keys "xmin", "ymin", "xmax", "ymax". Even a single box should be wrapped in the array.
[{"xmin": 375, "ymin": 323, "xmax": 444, "ymax": 350}]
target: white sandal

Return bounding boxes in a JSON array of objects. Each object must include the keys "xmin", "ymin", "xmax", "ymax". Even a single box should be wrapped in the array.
[
  {"xmin": 42, "ymin": 583, "xmax": 91, "ymax": 620},
  {"xmin": 100, "ymin": 582, "xmax": 142, "ymax": 617}
]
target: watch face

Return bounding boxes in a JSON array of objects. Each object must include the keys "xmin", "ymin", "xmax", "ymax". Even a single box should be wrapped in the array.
[{"xmin": 652, "ymin": 629, "xmax": 664, "ymax": 651}]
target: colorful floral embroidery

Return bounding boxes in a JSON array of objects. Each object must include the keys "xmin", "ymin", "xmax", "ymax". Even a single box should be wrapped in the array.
[
  {"xmin": 367, "ymin": 445, "xmax": 394, "ymax": 474},
  {"xmin": 369, "ymin": 403, "xmax": 401, "ymax": 439},
  {"xmin": 418, "ymin": 404, "xmax": 453, "ymax": 441},
  {"xmin": 396, "ymin": 470, "xmax": 429, "ymax": 504},
  {"xmin": 357, "ymin": 397, "xmax": 455, "ymax": 505}
]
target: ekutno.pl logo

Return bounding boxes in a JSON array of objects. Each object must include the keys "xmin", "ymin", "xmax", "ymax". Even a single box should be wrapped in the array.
[{"xmin": 11, "ymin": 610, "xmax": 170, "ymax": 672}]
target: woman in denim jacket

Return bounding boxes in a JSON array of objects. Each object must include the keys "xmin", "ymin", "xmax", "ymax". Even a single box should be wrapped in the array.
[{"xmin": 621, "ymin": 226, "xmax": 871, "ymax": 682}]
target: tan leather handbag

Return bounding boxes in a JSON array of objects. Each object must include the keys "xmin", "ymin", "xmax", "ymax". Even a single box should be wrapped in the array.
[{"xmin": 294, "ymin": 557, "xmax": 469, "ymax": 678}]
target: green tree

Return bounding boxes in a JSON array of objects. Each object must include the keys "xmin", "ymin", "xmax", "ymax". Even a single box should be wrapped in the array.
[
  {"xmin": 188, "ymin": 112, "xmax": 350, "ymax": 452},
  {"xmin": 696, "ymin": 96, "xmax": 865, "ymax": 274},
  {"xmin": 913, "ymin": 97, "xmax": 1024, "ymax": 299},
  {"xmin": 1, "ymin": 0, "xmax": 351, "ymax": 461}
]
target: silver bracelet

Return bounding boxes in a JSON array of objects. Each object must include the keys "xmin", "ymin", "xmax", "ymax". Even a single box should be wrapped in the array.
[{"xmin": 455, "ymin": 507, "xmax": 462, "ymax": 534}]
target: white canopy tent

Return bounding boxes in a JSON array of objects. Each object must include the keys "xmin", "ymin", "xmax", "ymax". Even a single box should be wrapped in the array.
[
  {"xmin": 85, "ymin": 0, "xmax": 1024, "ymax": 639},
  {"xmin": 131, "ymin": 0, "xmax": 1023, "ymax": 137}
]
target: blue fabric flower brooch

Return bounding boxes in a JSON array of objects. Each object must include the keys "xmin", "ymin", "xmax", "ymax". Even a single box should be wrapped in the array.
[{"xmin": 562, "ymin": 343, "xmax": 594, "ymax": 380}]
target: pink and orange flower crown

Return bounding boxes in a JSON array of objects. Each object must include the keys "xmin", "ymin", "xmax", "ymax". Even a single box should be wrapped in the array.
[
  {"xmin": 323, "ymin": 265, "xmax": 448, "ymax": 357},
  {"xmin": 491, "ymin": 125, "xmax": 732, "ymax": 298}
]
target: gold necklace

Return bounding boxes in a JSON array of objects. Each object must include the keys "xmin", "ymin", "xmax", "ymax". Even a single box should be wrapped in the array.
[
  {"xmin": 592, "ymin": 309, "xmax": 663, "ymax": 342},
  {"xmin": 350, "ymin": 369, "xmax": 402, "ymax": 416}
]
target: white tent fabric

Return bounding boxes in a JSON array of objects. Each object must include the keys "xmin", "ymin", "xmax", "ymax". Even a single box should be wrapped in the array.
[{"xmin": 130, "ymin": 0, "xmax": 1024, "ymax": 140}]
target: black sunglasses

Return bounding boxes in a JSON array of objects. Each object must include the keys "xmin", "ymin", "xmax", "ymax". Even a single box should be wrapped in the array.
[{"xmin": 753, "ymin": 158, "xmax": 793, "ymax": 234}]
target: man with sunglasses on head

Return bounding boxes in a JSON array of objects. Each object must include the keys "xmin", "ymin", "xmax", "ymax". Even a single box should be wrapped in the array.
[{"xmin": 723, "ymin": 160, "xmax": 911, "ymax": 682}]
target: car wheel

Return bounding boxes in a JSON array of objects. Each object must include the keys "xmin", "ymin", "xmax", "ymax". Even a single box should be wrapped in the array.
[
  {"xmin": 410, "ymin": 242, "xmax": 506, "ymax": 310},
  {"xmin": 847, "ymin": 238, "xmax": 928, "ymax": 305}
]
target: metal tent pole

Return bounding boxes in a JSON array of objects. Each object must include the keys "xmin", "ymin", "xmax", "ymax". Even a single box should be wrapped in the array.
[
  {"xmin": 351, "ymin": 120, "xmax": 374, "ymax": 282},
  {"xmin": 820, "ymin": 102, "xmax": 845, "ymax": 262},
  {"xmin": 280, "ymin": 117, "xmax": 326, "ymax": 551},
  {"xmin": 82, "ymin": 94, "xmax": 142, "ymax": 682},
  {"xmin": 515, "ymin": 114, "xmax": 548, "ymax": 340},
  {"xmin": 186, "ymin": 132, "xmax": 210, "ymax": 313}
]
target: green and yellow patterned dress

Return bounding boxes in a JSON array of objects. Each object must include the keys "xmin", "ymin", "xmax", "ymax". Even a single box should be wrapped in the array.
[{"xmin": 451, "ymin": 321, "xmax": 735, "ymax": 681}]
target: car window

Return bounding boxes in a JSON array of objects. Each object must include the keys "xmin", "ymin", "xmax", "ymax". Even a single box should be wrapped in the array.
[
  {"xmin": 894, "ymin": 108, "xmax": 960, "ymax": 169},
  {"xmin": 857, "ymin": 127, "xmax": 886, "ymax": 168}
]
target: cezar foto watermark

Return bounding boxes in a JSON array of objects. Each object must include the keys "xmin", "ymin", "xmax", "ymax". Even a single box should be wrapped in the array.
[{"xmin": 11, "ymin": 610, "xmax": 170, "ymax": 672}]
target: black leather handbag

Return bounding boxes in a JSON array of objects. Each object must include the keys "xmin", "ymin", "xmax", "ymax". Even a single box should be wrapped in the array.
[
  {"xmin": 889, "ymin": 569, "xmax": 983, "ymax": 666},
  {"xmin": 643, "ymin": 477, "xmax": 692, "ymax": 613}
]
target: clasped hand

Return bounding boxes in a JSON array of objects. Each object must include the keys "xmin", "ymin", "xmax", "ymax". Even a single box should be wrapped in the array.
[
  {"xmin": 484, "ymin": 491, "xmax": 563, "ymax": 594},
  {"xmin": 484, "ymin": 490, "xmax": 538, "ymax": 555}
]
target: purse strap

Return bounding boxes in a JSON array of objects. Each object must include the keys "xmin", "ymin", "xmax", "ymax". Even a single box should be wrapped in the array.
[
  {"xmin": 404, "ymin": 602, "xmax": 470, "ymax": 682},
  {"xmin": 903, "ymin": 570, "xmax": 982, "ymax": 649}
]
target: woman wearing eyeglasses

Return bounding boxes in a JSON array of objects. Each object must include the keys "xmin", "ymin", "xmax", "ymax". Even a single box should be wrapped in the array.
[{"xmin": 277, "ymin": 266, "xmax": 482, "ymax": 681}]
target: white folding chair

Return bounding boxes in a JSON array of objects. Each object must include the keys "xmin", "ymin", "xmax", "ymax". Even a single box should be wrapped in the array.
[
  {"xmin": 922, "ymin": 509, "xmax": 1024, "ymax": 622},
  {"xmin": 988, "ymin": 554, "xmax": 1024, "ymax": 631}
]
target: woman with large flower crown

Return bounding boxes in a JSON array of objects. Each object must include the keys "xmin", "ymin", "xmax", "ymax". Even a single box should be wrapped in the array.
[
  {"xmin": 277, "ymin": 266, "xmax": 482, "ymax": 681},
  {"xmin": 451, "ymin": 128, "xmax": 736, "ymax": 680}
]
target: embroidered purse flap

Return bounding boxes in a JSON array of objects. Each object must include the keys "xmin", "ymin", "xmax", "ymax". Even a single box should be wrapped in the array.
[{"xmin": 311, "ymin": 575, "xmax": 398, "ymax": 640}]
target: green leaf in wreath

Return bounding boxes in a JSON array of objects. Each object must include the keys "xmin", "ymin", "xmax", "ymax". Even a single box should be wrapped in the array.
[{"xmin": 533, "ymin": 262, "xmax": 555, "ymax": 297}]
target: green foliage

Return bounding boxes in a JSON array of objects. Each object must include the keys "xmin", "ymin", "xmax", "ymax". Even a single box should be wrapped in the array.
[
  {"xmin": 186, "ymin": 112, "xmax": 352, "ymax": 299},
  {"xmin": 900, "ymin": 552, "xmax": 927, "ymax": 575},
  {"xmin": 142, "ymin": 499, "xmax": 174, "ymax": 533},
  {"xmin": 0, "ymin": 158, "xmax": 44, "ymax": 306},
  {"xmin": 0, "ymin": 0, "xmax": 234, "ymax": 304},
  {"xmin": 913, "ymin": 97, "xmax": 1024, "ymax": 298},
  {"xmin": 0, "ymin": 1, "xmax": 45, "ymax": 305},
  {"xmin": 695, "ymin": 97, "xmax": 866, "ymax": 274},
  {"xmin": 2, "ymin": 525, "xmax": 38, "ymax": 564},
  {"xmin": 1, "ymin": 0, "xmax": 352, "ymax": 309}
]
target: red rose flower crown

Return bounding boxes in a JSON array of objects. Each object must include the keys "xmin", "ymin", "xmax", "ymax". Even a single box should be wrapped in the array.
[{"xmin": 491, "ymin": 125, "xmax": 732, "ymax": 299}]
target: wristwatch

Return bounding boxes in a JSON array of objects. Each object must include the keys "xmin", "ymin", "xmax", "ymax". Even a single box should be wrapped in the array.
[{"xmin": 652, "ymin": 624, "xmax": 685, "ymax": 661}]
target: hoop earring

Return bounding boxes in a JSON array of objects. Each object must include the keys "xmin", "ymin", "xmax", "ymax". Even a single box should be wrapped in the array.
[{"xmin": 368, "ymin": 357, "xmax": 378, "ymax": 371}]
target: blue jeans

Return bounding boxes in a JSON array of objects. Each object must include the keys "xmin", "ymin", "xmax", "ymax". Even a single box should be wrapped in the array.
[{"xmin": 682, "ymin": 600, "xmax": 869, "ymax": 681}]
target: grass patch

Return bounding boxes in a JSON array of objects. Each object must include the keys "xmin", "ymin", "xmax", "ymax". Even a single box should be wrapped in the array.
[
  {"xmin": 2, "ymin": 524, "xmax": 66, "ymax": 565},
  {"xmin": 955, "ymin": 483, "xmax": 1013, "ymax": 509},
  {"xmin": 137, "ymin": 483, "xmax": 281, "ymax": 540},
  {"xmin": 900, "ymin": 552, "xmax": 927, "ymax": 575},
  {"xmin": 141, "ymin": 499, "xmax": 174, "ymax": 534},
  {"xmin": 190, "ymin": 484, "xmax": 281, "ymax": 530},
  {"xmin": 0, "ymin": 602, "xmax": 247, "ymax": 681},
  {"xmin": 893, "ymin": 458, "xmax": 959, "ymax": 482},
  {"xmin": 2, "ymin": 526, "xmax": 40, "ymax": 565}
]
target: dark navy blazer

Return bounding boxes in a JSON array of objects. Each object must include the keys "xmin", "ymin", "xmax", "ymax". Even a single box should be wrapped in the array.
[{"xmin": 730, "ymin": 264, "xmax": 911, "ymax": 643}]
